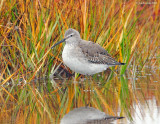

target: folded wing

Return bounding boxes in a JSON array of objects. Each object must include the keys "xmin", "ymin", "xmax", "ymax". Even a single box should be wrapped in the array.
[{"xmin": 79, "ymin": 40, "xmax": 124, "ymax": 65}]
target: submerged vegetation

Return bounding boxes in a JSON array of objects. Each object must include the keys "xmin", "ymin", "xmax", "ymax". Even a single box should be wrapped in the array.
[{"xmin": 0, "ymin": 0, "xmax": 160, "ymax": 123}]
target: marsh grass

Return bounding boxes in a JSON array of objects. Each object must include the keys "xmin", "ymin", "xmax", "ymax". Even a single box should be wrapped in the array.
[{"xmin": 0, "ymin": 0, "xmax": 160, "ymax": 123}]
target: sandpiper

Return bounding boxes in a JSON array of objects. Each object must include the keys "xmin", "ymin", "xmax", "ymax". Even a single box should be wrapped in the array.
[
  {"xmin": 60, "ymin": 107, "xmax": 124, "ymax": 124},
  {"xmin": 52, "ymin": 28, "xmax": 125, "ymax": 75}
]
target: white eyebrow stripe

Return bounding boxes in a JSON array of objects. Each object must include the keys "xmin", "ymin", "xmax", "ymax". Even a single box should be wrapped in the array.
[{"xmin": 70, "ymin": 33, "xmax": 74, "ymax": 36}]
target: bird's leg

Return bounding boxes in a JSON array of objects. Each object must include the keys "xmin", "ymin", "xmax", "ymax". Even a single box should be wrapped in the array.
[
  {"xmin": 74, "ymin": 82, "xmax": 78, "ymax": 105},
  {"xmin": 73, "ymin": 73, "xmax": 79, "ymax": 83}
]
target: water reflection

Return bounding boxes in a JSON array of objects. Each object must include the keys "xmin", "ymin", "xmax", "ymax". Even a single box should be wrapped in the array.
[
  {"xmin": 56, "ymin": 67, "xmax": 160, "ymax": 124},
  {"xmin": 132, "ymin": 97, "xmax": 160, "ymax": 124},
  {"xmin": 1, "ymin": 68, "xmax": 159, "ymax": 124},
  {"xmin": 60, "ymin": 107, "xmax": 124, "ymax": 124}
]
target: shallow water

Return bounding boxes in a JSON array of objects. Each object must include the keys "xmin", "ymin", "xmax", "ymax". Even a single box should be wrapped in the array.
[
  {"xmin": 0, "ymin": 67, "xmax": 160, "ymax": 124},
  {"xmin": 49, "ymin": 66, "xmax": 159, "ymax": 124},
  {"xmin": 63, "ymin": 67, "xmax": 160, "ymax": 123}
]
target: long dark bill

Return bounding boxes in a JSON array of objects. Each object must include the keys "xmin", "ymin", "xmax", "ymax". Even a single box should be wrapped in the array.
[{"xmin": 51, "ymin": 38, "xmax": 66, "ymax": 49}]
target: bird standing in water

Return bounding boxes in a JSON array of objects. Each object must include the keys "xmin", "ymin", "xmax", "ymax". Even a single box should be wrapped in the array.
[{"xmin": 52, "ymin": 28, "xmax": 125, "ymax": 75}]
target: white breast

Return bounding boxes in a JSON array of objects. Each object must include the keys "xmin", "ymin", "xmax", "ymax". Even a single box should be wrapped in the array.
[{"xmin": 62, "ymin": 44, "xmax": 108, "ymax": 75}]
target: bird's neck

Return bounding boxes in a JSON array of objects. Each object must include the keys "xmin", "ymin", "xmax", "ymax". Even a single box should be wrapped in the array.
[{"xmin": 66, "ymin": 41, "xmax": 79, "ymax": 47}]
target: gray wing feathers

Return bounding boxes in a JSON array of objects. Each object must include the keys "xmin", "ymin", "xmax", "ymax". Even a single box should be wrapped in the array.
[{"xmin": 79, "ymin": 40, "xmax": 122, "ymax": 65}]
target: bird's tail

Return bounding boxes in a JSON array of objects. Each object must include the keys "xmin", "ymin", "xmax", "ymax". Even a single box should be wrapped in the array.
[
  {"xmin": 105, "ymin": 116, "xmax": 125, "ymax": 120},
  {"xmin": 120, "ymin": 63, "xmax": 125, "ymax": 65}
]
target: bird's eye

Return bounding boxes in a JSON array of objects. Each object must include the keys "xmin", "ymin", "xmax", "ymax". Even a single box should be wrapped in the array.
[{"xmin": 70, "ymin": 34, "xmax": 73, "ymax": 37}]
